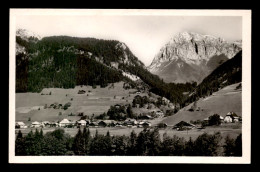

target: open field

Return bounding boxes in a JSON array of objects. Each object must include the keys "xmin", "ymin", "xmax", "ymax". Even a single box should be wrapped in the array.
[
  {"xmin": 15, "ymin": 82, "xmax": 146, "ymax": 125},
  {"xmin": 15, "ymin": 82, "xmax": 242, "ymax": 144},
  {"xmin": 161, "ymin": 83, "xmax": 242, "ymax": 126},
  {"xmin": 15, "ymin": 123, "xmax": 241, "ymax": 143}
]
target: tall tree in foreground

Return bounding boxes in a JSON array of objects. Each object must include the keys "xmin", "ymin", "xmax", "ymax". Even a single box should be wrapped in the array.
[
  {"xmin": 234, "ymin": 134, "xmax": 242, "ymax": 156},
  {"xmin": 127, "ymin": 130, "xmax": 137, "ymax": 155},
  {"xmin": 73, "ymin": 128, "xmax": 85, "ymax": 155},
  {"xmin": 15, "ymin": 130, "xmax": 26, "ymax": 155},
  {"xmin": 223, "ymin": 135, "xmax": 236, "ymax": 156},
  {"xmin": 193, "ymin": 132, "xmax": 222, "ymax": 156}
]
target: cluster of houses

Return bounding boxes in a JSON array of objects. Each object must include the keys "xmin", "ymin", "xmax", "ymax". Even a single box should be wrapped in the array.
[
  {"xmin": 171, "ymin": 111, "xmax": 242, "ymax": 131},
  {"xmin": 15, "ymin": 118, "xmax": 152, "ymax": 129},
  {"xmin": 203, "ymin": 111, "xmax": 241, "ymax": 124}
]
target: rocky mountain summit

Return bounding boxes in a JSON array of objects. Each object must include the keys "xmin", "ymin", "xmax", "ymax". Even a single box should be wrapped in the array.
[{"xmin": 148, "ymin": 32, "xmax": 242, "ymax": 83}]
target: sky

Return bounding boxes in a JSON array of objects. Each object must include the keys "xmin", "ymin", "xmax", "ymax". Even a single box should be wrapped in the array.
[{"xmin": 16, "ymin": 14, "xmax": 242, "ymax": 66}]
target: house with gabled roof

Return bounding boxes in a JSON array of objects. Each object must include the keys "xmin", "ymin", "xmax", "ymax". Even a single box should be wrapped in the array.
[
  {"xmin": 59, "ymin": 119, "xmax": 71, "ymax": 127},
  {"xmin": 15, "ymin": 122, "xmax": 27, "ymax": 129},
  {"xmin": 31, "ymin": 121, "xmax": 41, "ymax": 128}
]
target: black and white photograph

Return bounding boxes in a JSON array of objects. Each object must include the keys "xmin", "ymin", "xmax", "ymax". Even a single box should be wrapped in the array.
[{"xmin": 9, "ymin": 9, "xmax": 251, "ymax": 163}]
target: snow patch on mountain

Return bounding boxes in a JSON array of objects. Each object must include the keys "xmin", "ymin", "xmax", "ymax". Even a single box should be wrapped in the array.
[{"xmin": 122, "ymin": 71, "xmax": 140, "ymax": 81}]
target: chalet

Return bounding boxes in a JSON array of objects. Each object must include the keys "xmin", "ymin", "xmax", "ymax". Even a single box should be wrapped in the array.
[
  {"xmin": 59, "ymin": 119, "xmax": 71, "ymax": 127},
  {"xmin": 124, "ymin": 118, "xmax": 137, "ymax": 126},
  {"xmin": 173, "ymin": 121, "xmax": 195, "ymax": 131},
  {"xmin": 77, "ymin": 120, "xmax": 87, "ymax": 126},
  {"xmin": 224, "ymin": 116, "xmax": 233, "ymax": 123},
  {"xmin": 31, "ymin": 121, "xmax": 41, "ymax": 128},
  {"xmin": 15, "ymin": 122, "xmax": 27, "ymax": 129},
  {"xmin": 224, "ymin": 112, "xmax": 240, "ymax": 123}
]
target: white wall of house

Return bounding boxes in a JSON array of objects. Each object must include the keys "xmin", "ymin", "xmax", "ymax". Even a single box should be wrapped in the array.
[{"xmin": 224, "ymin": 116, "xmax": 233, "ymax": 123}]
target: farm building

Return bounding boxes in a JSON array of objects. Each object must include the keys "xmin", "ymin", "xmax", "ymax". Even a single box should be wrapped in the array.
[
  {"xmin": 173, "ymin": 121, "xmax": 195, "ymax": 130},
  {"xmin": 59, "ymin": 119, "xmax": 71, "ymax": 127},
  {"xmin": 15, "ymin": 122, "xmax": 27, "ymax": 129},
  {"xmin": 124, "ymin": 118, "xmax": 138, "ymax": 126},
  {"xmin": 224, "ymin": 116, "xmax": 233, "ymax": 123},
  {"xmin": 224, "ymin": 112, "xmax": 241, "ymax": 123},
  {"xmin": 77, "ymin": 120, "xmax": 87, "ymax": 126},
  {"xmin": 31, "ymin": 121, "xmax": 41, "ymax": 128}
]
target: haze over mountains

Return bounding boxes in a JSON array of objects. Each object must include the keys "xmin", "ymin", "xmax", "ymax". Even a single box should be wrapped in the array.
[{"xmin": 148, "ymin": 32, "xmax": 242, "ymax": 83}]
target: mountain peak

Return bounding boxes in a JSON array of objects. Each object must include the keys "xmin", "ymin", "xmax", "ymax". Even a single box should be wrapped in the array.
[{"xmin": 148, "ymin": 31, "xmax": 242, "ymax": 83}]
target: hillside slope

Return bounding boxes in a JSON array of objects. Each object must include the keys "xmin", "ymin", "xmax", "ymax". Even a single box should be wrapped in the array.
[
  {"xmin": 161, "ymin": 82, "xmax": 242, "ymax": 126},
  {"xmin": 185, "ymin": 51, "xmax": 242, "ymax": 105},
  {"xmin": 15, "ymin": 29, "xmax": 197, "ymax": 106}
]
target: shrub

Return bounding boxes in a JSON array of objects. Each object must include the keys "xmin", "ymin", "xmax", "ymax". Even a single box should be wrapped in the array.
[{"xmin": 208, "ymin": 114, "xmax": 221, "ymax": 126}]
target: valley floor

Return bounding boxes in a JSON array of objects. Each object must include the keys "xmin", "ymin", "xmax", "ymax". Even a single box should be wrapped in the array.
[{"xmin": 15, "ymin": 122, "xmax": 241, "ymax": 143}]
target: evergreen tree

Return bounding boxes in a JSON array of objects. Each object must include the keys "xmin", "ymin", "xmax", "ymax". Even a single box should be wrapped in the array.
[
  {"xmin": 73, "ymin": 128, "xmax": 85, "ymax": 155},
  {"xmin": 234, "ymin": 134, "xmax": 242, "ymax": 156},
  {"xmin": 193, "ymin": 132, "xmax": 222, "ymax": 156},
  {"xmin": 223, "ymin": 135, "xmax": 236, "ymax": 156},
  {"xmin": 82, "ymin": 127, "xmax": 91, "ymax": 154},
  {"xmin": 127, "ymin": 130, "xmax": 137, "ymax": 155},
  {"xmin": 184, "ymin": 137, "xmax": 195, "ymax": 156},
  {"xmin": 15, "ymin": 130, "xmax": 26, "ymax": 155}
]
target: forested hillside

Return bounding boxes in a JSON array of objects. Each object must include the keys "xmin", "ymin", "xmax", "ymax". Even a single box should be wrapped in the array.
[
  {"xmin": 184, "ymin": 51, "xmax": 242, "ymax": 105},
  {"xmin": 16, "ymin": 35, "xmax": 197, "ymax": 106}
]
